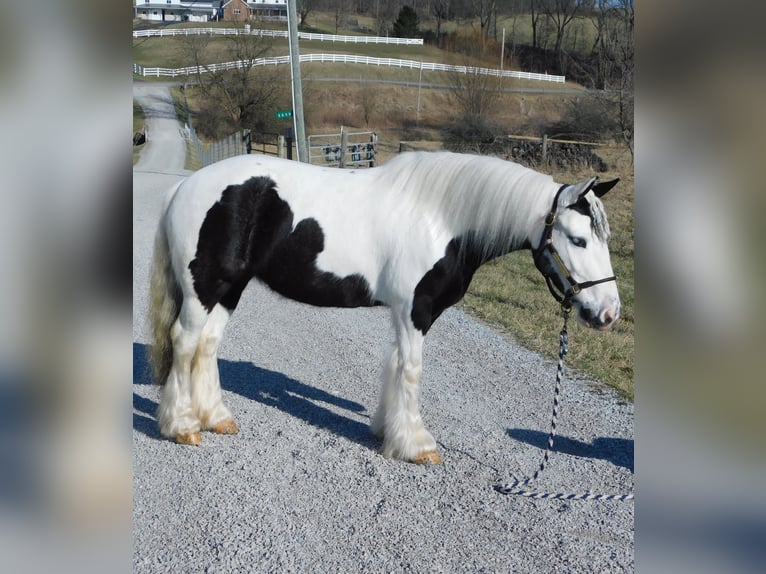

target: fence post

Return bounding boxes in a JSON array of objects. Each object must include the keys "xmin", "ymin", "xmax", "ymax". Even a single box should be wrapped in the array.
[
  {"xmin": 542, "ymin": 134, "xmax": 548, "ymax": 166},
  {"xmin": 285, "ymin": 128, "xmax": 293, "ymax": 160},
  {"xmin": 278, "ymin": 135, "xmax": 286, "ymax": 158},
  {"xmin": 243, "ymin": 129, "xmax": 251, "ymax": 154},
  {"xmin": 369, "ymin": 133, "xmax": 377, "ymax": 167},
  {"xmin": 339, "ymin": 126, "xmax": 348, "ymax": 168}
]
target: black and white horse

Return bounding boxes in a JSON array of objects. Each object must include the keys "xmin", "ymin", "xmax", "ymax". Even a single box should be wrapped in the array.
[{"xmin": 149, "ymin": 151, "xmax": 619, "ymax": 463}]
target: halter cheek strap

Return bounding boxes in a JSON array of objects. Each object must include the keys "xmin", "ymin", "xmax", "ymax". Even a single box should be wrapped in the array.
[{"xmin": 533, "ymin": 184, "xmax": 616, "ymax": 310}]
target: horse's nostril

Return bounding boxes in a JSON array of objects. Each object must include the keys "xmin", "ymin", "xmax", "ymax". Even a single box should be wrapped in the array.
[
  {"xmin": 581, "ymin": 306, "xmax": 618, "ymax": 329},
  {"xmin": 599, "ymin": 308, "xmax": 617, "ymax": 327}
]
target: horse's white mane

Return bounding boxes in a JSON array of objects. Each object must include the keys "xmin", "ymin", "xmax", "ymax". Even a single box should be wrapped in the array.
[{"xmin": 377, "ymin": 151, "xmax": 558, "ymax": 257}]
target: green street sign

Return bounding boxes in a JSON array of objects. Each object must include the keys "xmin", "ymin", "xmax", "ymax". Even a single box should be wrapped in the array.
[{"xmin": 275, "ymin": 109, "xmax": 293, "ymax": 119}]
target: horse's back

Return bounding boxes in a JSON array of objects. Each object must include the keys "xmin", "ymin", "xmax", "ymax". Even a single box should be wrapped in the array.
[{"xmin": 162, "ymin": 155, "xmax": 394, "ymax": 309}]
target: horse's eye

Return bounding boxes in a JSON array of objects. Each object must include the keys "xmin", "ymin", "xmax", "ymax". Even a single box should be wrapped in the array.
[{"xmin": 569, "ymin": 236, "xmax": 587, "ymax": 248}]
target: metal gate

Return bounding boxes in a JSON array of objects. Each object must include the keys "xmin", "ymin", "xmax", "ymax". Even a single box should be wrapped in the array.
[{"xmin": 307, "ymin": 129, "xmax": 377, "ymax": 168}]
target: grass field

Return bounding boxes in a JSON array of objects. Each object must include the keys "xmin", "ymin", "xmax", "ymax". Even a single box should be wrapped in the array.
[
  {"xmin": 133, "ymin": 32, "xmax": 507, "ymax": 72},
  {"xmin": 133, "ymin": 16, "xmax": 634, "ymax": 399}
]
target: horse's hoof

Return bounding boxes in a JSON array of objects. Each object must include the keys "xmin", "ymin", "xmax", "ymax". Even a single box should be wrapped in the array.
[
  {"xmin": 212, "ymin": 419, "xmax": 238, "ymax": 435},
  {"xmin": 411, "ymin": 450, "xmax": 441, "ymax": 465},
  {"xmin": 176, "ymin": 431, "xmax": 202, "ymax": 445}
]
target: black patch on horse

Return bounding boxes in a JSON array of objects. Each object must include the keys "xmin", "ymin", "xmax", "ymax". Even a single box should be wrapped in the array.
[
  {"xmin": 189, "ymin": 176, "xmax": 376, "ymax": 312},
  {"xmin": 410, "ymin": 237, "xmax": 484, "ymax": 334},
  {"xmin": 568, "ymin": 195, "xmax": 592, "ymax": 218}
]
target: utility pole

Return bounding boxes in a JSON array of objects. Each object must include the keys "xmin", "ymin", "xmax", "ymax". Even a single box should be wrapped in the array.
[
  {"xmin": 287, "ymin": 0, "xmax": 308, "ymax": 162},
  {"xmin": 499, "ymin": 27, "xmax": 505, "ymax": 91},
  {"xmin": 416, "ymin": 63, "xmax": 423, "ymax": 127}
]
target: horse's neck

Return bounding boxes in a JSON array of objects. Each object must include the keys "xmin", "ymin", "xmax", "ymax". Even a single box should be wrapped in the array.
[
  {"xmin": 381, "ymin": 152, "xmax": 556, "ymax": 258},
  {"xmin": 457, "ymin": 171, "xmax": 554, "ymax": 261}
]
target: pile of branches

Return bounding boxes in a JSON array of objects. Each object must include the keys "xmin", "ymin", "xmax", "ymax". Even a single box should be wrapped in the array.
[
  {"xmin": 443, "ymin": 121, "xmax": 607, "ymax": 171},
  {"xmin": 502, "ymin": 139, "xmax": 608, "ymax": 172}
]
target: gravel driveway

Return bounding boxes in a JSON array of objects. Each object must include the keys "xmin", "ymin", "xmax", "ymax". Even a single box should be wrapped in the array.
[{"xmin": 133, "ymin": 81, "xmax": 634, "ymax": 573}]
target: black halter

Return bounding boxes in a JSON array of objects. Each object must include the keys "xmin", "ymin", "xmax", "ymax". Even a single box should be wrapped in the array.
[{"xmin": 533, "ymin": 184, "xmax": 616, "ymax": 310}]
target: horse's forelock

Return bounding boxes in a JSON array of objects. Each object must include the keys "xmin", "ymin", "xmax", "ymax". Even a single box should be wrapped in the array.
[{"xmin": 585, "ymin": 192, "xmax": 611, "ymax": 242}]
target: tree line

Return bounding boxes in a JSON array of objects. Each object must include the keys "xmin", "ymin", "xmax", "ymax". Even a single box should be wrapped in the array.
[{"xmin": 298, "ymin": 0, "xmax": 633, "ymax": 86}]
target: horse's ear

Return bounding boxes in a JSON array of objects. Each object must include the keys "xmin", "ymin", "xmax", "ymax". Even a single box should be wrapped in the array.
[
  {"xmin": 589, "ymin": 178, "xmax": 619, "ymax": 198},
  {"xmin": 559, "ymin": 177, "xmax": 597, "ymax": 207}
]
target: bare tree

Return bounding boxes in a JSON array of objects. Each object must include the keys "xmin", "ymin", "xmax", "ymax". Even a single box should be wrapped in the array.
[
  {"xmin": 542, "ymin": 0, "xmax": 586, "ymax": 70},
  {"xmin": 332, "ymin": 0, "xmax": 366, "ymax": 32},
  {"xmin": 613, "ymin": 0, "xmax": 634, "ymax": 157},
  {"xmin": 183, "ymin": 22, "xmax": 285, "ymax": 138},
  {"xmin": 297, "ymin": 0, "xmax": 317, "ymax": 27},
  {"xmin": 530, "ymin": 0, "xmax": 542, "ymax": 49},
  {"xmin": 589, "ymin": 0, "xmax": 633, "ymax": 156},
  {"xmin": 432, "ymin": 0, "xmax": 451, "ymax": 44},
  {"xmin": 357, "ymin": 80, "xmax": 381, "ymax": 127},
  {"xmin": 469, "ymin": 0, "xmax": 497, "ymax": 45},
  {"xmin": 448, "ymin": 66, "xmax": 500, "ymax": 124},
  {"xmin": 373, "ymin": 0, "xmax": 399, "ymax": 35}
]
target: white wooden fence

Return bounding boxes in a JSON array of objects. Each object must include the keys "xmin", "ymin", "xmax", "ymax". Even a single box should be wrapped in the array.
[
  {"xmin": 133, "ymin": 27, "xmax": 424, "ymax": 45},
  {"xmin": 133, "ymin": 54, "xmax": 565, "ymax": 83}
]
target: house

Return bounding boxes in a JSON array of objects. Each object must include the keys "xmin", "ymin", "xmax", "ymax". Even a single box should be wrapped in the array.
[
  {"xmin": 133, "ymin": 0, "xmax": 288, "ymax": 24},
  {"xmin": 221, "ymin": 1, "xmax": 287, "ymax": 22},
  {"xmin": 133, "ymin": 1, "xmax": 222, "ymax": 23},
  {"xmin": 221, "ymin": 0, "xmax": 248, "ymax": 21}
]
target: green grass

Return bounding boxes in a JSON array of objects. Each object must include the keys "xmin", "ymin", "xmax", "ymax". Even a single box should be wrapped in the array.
[
  {"xmin": 132, "ymin": 34, "xmax": 437, "ymax": 68},
  {"xmin": 132, "ymin": 17, "xmax": 511, "ymax": 74}
]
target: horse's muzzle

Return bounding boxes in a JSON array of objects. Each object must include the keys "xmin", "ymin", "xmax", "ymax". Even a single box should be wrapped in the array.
[{"xmin": 579, "ymin": 305, "xmax": 620, "ymax": 331}]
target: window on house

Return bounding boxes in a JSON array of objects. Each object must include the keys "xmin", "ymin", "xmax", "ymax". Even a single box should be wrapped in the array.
[{"xmin": 233, "ymin": 8, "xmax": 241, "ymax": 14}]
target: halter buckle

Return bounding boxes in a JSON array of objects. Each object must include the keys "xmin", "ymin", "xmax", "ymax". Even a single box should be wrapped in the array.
[{"xmin": 544, "ymin": 212, "xmax": 556, "ymax": 227}]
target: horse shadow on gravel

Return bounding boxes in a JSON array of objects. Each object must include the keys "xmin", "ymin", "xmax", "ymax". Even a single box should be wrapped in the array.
[
  {"xmin": 133, "ymin": 343, "xmax": 377, "ymax": 450},
  {"xmin": 133, "ymin": 343, "xmax": 162, "ymax": 439},
  {"xmin": 506, "ymin": 428, "xmax": 634, "ymax": 472}
]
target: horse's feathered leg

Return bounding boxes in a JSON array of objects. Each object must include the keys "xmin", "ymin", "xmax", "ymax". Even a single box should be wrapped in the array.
[
  {"xmin": 371, "ymin": 306, "xmax": 440, "ymax": 464},
  {"xmin": 190, "ymin": 304, "xmax": 237, "ymax": 435},
  {"xmin": 156, "ymin": 297, "xmax": 208, "ymax": 444}
]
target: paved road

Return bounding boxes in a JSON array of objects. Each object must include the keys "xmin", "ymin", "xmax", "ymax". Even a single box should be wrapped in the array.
[
  {"xmin": 133, "ymin": 82, "xmax": 188, "ymax": 175},
  {"xmin": 132, "ymin": 81, "xmax": 634, "ymax": 573}
]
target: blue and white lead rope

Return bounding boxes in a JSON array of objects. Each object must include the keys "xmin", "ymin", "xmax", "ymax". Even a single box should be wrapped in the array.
[{"xmin": 494, "ymin": 312, "xmax": 634, "ymax": 502}]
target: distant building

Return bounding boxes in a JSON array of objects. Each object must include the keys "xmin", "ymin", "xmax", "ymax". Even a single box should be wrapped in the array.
[
  {"xmin": 133, "ymin": 1, "xmax": 221, "ymax": 23},
  {"xmin": 221, "ymin": 0, "xmax": 249, "ymax": 21},
  {"xmin": 133, "ymin": 1, "xmax": 287, "ymax": 23},
  {"xmin": 222, "ymin": 1, "xmax": 287, "ymax": 22}
]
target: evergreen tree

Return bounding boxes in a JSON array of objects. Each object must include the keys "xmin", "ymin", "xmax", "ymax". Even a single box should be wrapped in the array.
[{"xmin": 392, "ymin": 6, "xmax": 420, "ymax": 38}]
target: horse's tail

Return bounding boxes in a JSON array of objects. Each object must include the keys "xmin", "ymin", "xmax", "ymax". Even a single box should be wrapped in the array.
[{"xmin": 148, "ymin": 182, "xmax": 183, "ymax": 386}]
